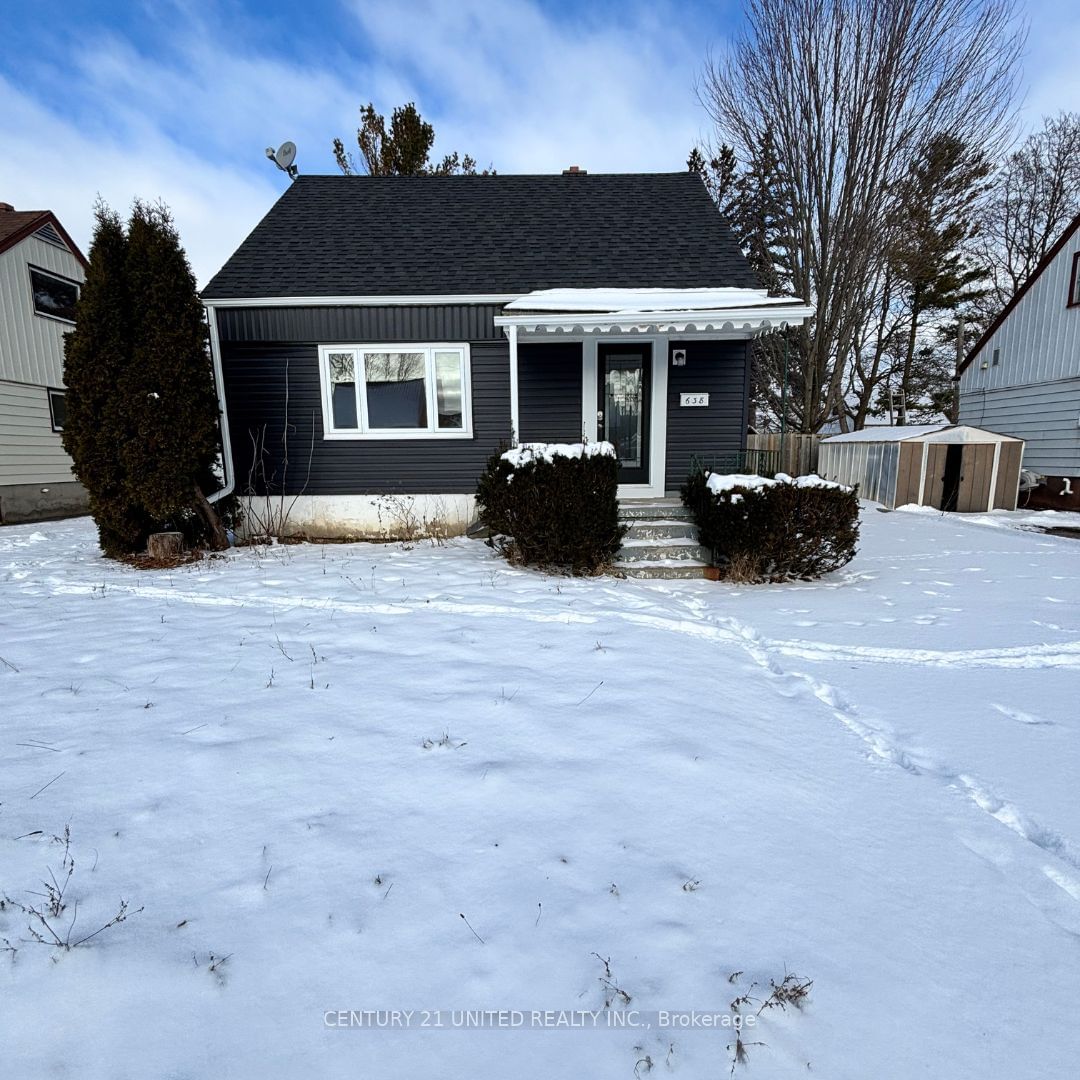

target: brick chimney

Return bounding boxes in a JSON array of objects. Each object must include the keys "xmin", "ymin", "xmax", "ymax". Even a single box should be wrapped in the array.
[
  {"xmin": 562, "ymin": 166, "xmax": 587, "ymax": 175},
  {"xmin": 0, "ymin": 202, "xmax": 14, "ymax": 212}
]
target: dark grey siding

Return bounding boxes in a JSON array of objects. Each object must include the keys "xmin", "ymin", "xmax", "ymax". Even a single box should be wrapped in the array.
[
  {"xmin": 217, "ymin": 305, "xmax": 509, "ymax": 495},
  {"xmin": 518, "ymin": 342, "xmax": 583, "ymax": 442},
  {"xmin": 216, "ymin": 305, "xmax": 504, "ymax": 344},
  {"xmin": 665, "ymin": 340, "xmax": 749, "ymax": 486}
]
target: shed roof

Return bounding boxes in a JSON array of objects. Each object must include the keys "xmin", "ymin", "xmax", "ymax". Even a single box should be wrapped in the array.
[
  {"xmin": 201, "ymin": 172, "xmax": 759, "ymax": 300},
  {"xmin": 822, "ymin": 424, "xmax": 1022, "ymax": 444}
]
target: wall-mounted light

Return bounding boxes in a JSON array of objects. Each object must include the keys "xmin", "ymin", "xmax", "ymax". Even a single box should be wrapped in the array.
[{"xmin": 672, "ymin": 349, "xmax": 687, "ymax": 367}]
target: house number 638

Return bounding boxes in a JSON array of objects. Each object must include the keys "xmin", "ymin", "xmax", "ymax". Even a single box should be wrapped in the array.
[{"xmin": 679, "ymin": 393, "xmax": 709, "ymax": 407}]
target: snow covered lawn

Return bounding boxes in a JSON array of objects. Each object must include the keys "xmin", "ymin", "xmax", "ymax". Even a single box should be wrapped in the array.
[{"xmin": 2, "ymin": 508, "xmax": 1078, "ymax": 1079}]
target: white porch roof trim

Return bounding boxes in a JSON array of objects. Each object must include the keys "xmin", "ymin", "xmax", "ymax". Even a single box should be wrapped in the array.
[{"xmin": 493, "ymin": 287, "xmax": 815, "ymax": 334}]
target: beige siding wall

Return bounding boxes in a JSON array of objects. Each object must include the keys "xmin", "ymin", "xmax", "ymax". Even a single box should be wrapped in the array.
[
  {"xmin": 0, "ymin": 379, "xmax": 77, "ymax": 485},
  {"xmin": 0, "ymin": 234, "xmax": 86, "ymax": 387}
]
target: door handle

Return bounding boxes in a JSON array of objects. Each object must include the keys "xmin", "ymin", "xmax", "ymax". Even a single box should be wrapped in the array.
[{"xmin": 596, "ymin": 410, "xmax": 604, "ymax": 424}]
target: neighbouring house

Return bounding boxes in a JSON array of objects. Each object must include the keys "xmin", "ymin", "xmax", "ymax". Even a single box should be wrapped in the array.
[
  {"xmin": 201, "ymin": 172, "xmax": 814, "ymax": 537},
  {"xmin": 958, "ymin": 213, "xmax": 1080, "ymax": 509},
  {"xmin": 818, "ymin": 424, "xmax": 1024, "ymax": 512},
  {"xmin": 0, "ymin": 202, "xmax": 89, "ymax": 523}
]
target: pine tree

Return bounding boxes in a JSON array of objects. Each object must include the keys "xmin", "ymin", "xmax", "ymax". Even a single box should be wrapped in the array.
[
  {"xmin": 334, "ymin": 101, "xmax": 492, "ymax": 176},
  {"xmin": 62, "ymin": 201, "xmax": 227, "ymax": 556},
  {"xmin": 886, "ymin": 134, "xmax": 991, "ymax": 423}
]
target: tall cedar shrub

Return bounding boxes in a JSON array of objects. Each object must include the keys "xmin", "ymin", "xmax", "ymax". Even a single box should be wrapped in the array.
[
  {"xmin": 476, "ymin": 448, "xmax": 625, "ymax": 573},
  {"xmin": 63, "ymin": 201, "xmax": 228, "ymax": 556},
  {"xmin": 682, "ymin": 471, "xmax": 860, "ymax": 582}
]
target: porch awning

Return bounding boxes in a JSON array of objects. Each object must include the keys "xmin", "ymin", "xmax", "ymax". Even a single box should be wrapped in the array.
[{"xmin": 493, "ymin": 287, "xmax": 815, "ymax": 334}]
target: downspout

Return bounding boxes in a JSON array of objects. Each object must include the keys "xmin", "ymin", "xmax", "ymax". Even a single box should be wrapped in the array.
[{"xmin": 204, "ymin": 303, "xmax": 235, "ymax": 503}]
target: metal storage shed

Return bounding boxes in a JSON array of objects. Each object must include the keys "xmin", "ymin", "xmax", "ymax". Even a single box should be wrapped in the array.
[{"xmin": 818, "ymin": 425, "xmax": 1024, "ymax": 512}]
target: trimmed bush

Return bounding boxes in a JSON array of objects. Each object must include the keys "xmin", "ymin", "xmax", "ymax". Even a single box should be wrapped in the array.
[
  {"xmin": 681, "ymin": 470, "xmax": 860, "ymax": 582},
  {"xmin": 476, "ymin": 442, "xmax": 626, "ymax": 573}
]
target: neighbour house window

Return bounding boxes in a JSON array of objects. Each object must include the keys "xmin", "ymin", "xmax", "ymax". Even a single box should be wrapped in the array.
[
  {"xmin": 29, "ymin": 267, "xmax": 80, "ymax": 323},
  {"xmin": 1069, "ymin": 252, "xmax": 1080, "ymax": 307},
  {"xmin": 319, "ymin": 344, "xmax": 471, "ymax": 438},
  {"xmin": 48, "ymin": 389, "xmax": 66, "ymax": 432}
]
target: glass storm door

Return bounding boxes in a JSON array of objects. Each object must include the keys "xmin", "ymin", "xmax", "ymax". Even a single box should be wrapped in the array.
[{"xmin": 597, "ymin": 343, "xmax": 650, "ymax": 485}]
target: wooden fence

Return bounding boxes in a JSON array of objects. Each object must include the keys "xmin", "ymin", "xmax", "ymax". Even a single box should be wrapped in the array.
[{"xmin": 747, "ymin": 433, "xmax": 821, "ymax": 477}]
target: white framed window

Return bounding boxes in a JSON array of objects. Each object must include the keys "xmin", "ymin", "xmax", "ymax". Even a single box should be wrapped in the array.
[
  {"xmin": 29, "ymin": 266, "xmax": 80, "ymax": 323},
  {"xmin": 318, "ymin": 343, "xmax": 472, "ymax": 439}
]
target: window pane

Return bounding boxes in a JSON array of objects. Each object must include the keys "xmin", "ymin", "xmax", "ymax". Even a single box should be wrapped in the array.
[
  {"xmin": 328, "ymin": 352, "xmax": 358, "ymax": 429},
  {"xmin": 365, "ymin": 352, "xmax": 427, "ymax": 428},
  {"xmin": 434, "ymin": 350, "xmax": 463, "ymax": 429},
  {"xmin": 30, "ymin": 269, "xmax": 78, "ymax": 322},
  {"xmin": 49, "ymin": 390, "xmax": 67, "ymax": 431}
]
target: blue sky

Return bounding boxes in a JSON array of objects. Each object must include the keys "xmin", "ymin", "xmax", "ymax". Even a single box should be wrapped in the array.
[{"xmin": 2, "ymin": 0, "xmax": 1075, "ymax": 285}]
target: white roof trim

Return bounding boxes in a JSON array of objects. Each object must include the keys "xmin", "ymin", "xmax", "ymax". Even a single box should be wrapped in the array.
[{"xmin": 201, "ymin": 294, "xmax": 522, "ymax": 308}]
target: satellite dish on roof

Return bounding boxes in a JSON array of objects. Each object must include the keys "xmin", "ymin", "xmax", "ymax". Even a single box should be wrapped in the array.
[
  {"xmin": 265, "ymin": 140, "xmax": 299, "ymax": 180},
  {"xmin": 275, "ymin": 141, "xmax": 296, "ymax": 170}
]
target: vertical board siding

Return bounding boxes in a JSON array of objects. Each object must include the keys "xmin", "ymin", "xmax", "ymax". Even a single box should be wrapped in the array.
[
  {"xmin": 665, "ymin": 340, "xmax": 748, "ymax": 485},
  {"xmin": 217, "ymin": 305, "xmax": 511, "ymax": 494},
  {"xmin": 221, "ymin": 339, "xmax": 510, "ymax": 495},
  {"xmin": 0, "ymin": 379, "xmax": 76, "ymax": 484},
  {"xmin": 215, "ymin": 305, "xmax": 505, "ymax": 344},
  {"xmin": 959, "ymin": 376, "xmax": 1080, "ymax": 474},
  {"xmin": 517, "ymin": 341, "xmax": 583, "ymax": 442},
  {"xmin": 958, "ymin": 228, "xmax": 1080, "ymax": 474},
  {"xmin": 960, "ymin": 235, "xmax": 1080, "ymax": 391},
  {"xmin": 0, "ymin": 235, "xmax": 86, "ymax": 388}
]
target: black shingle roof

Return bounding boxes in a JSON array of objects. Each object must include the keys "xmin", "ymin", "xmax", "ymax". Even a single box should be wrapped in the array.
[{"xmin": 201, "ymin": 172, "xmax": 757, "ymax": 299}]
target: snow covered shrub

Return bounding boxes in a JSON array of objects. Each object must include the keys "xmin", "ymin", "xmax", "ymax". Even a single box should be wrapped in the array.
[
  {"xmin": 681, "ymin": 471, "xmax": 859, "ymax": 582},
  {"xmin": 476, "ymin": 442, "xmax": 626, "ymax": 573}
]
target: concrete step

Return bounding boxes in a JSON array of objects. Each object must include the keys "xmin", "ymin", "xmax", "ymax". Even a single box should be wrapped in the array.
[
  {"xmin": 619, "ymin": 502, "xmax": 693, "ymax": 522},
  {"xmin": 622, "ymin": 520, "xmax": 698, "ymax": 541},
  {"xmin": 613, "ymin": 560, "xmax": 710, "ymax": 579},
  {"xmin": 617, "ymin": 539, "xmax": 711, "ymax": 563}
]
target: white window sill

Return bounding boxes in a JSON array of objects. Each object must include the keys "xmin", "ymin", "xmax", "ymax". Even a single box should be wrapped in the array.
[{"xmin": 322, "ymin": 429, "xmax": 474, "ymax": 441}]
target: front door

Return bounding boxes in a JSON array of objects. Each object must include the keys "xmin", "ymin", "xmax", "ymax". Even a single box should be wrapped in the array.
[{"xmin": 597, "ymin": 343, "xmax": 651, "ymax": 485}]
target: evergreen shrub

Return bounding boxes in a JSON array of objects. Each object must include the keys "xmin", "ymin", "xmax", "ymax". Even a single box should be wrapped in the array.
[
  {"xmin": 681, "ymin": 470, "xmax": 860, "ymax": 582},
  {"xmin": 476, "ymin": 443, "xmax": 625, "ymax": 573}
]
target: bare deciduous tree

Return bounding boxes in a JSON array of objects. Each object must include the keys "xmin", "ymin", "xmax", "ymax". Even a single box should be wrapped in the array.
[
  {"xmin": 978, "ymin": 111, "xmax": 1080, "ymax": 316},
  {"xmin": 700, "ymin": 0, "xmax": 1023, "ymax": 432}
]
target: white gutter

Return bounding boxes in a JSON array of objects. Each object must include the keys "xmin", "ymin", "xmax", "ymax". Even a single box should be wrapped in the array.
[{"xmin": 203, "ymin": 303, "xmax": 235, "ymax": 504}]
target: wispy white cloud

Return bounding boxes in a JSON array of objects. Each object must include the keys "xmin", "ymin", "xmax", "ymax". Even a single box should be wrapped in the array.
[
  {"xmin": 344, "ymin": 0, "xmax": 715, "ymax": 173},
  {"xmin": 0, "ymin": 0, "xmax": 1071, "ymax": 287},
  {"xmin": 1021, "ymin": 0, "xmax": 1080, "ymax": 122}
]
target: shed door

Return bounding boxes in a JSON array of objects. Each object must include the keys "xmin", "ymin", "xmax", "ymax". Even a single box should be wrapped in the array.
[
  {"xmin": 922, "ymin": 445, "xmax": 947, "ymax": 508},
  {"xmin": 957, "ymin": 445, "xmax": 996, "ymax": 513}
]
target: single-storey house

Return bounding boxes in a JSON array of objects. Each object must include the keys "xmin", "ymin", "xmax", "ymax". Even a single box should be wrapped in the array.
[
  {"xmin": 958, "ymin": 212, "xmax": 1080, "ymax": 509},
  {"xmin": 0, "ymin": 202, "xmax": 89, "ymax": 523},
  {"xmin": 201, "ymin": 172, "xmax": 813, "ymax": 536}
]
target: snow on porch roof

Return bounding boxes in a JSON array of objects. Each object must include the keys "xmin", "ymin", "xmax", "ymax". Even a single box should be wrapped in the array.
[{"xmin": 495, "ymin": 287, "xmax": 815, "ymax": 334}]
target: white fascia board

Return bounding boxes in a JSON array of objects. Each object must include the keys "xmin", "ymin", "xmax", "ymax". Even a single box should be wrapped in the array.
[
  {"xmin": 202, "ymin": 294, "xmax": 522, "ymax": 308},
  {"xmin": 493, "ymin": 304, "xmax": 816, "ymax": 334}
]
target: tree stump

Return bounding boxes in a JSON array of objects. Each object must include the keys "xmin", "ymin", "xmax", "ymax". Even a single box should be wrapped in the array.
[{"xmin": 147, "ymin": 532, "xmax": 183, "ymax": 559}]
